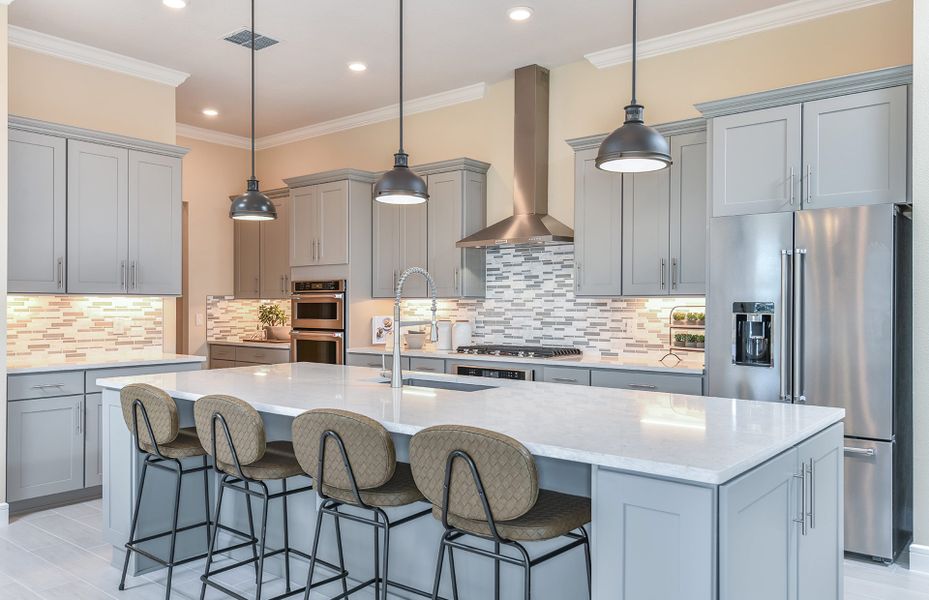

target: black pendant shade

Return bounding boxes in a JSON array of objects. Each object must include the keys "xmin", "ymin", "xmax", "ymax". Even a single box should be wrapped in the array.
[
  {"xmin": 374, "ymin": 0, "xmax": 428, "ymax": 205},
  {"xmin": 230, "ymin": 0, "xmax": 277, "ymax": 220},
  {"xmin": 595, "ymin": 0, "xmax": 671, "ymax": 173}
]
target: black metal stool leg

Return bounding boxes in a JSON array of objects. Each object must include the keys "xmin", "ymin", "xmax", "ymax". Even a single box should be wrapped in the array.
[
  {"xmin": 447, "ymin": 545, "xmax": 459, "ymax": 600},
  {"xmin": 119, "ymin": 459, "xmax": 149, "ymax": 591},
  {"xmin": 163, "ymin": 460, "xmax": 184, "ymax": 600},
  {"xmin": 373, "ymin": 511, "xmax": 381, "ymax": 599},
  {"xmin": 493, "ymin": 541, "xmax": 500, "ymax": 600},
  {"xmin": 379, "ymin": 511, "xmax": 390, "ymax": 600},
  {"xmin": 580, "ymin": 528, "xmax": 592, "ymax": 598},
  {"xmin": 302, "ymin": 503, "xmax": 326, "ymax": 600},
  {"xmin": 333, "ymin": 512, "xmax": 349, "ymax": 599},
  {"xmin": 244, "ymin": 482, "xmax": 259, "ymax": 585},
  {"xmin": 255, "ymin": 485, "xmax": 270, "ymax": 600},
  {"xmin": 200, "ymin": 475, "xmax": 227, "ymax": 600},
  {"xmin": 201, "ymin": 456, "xmax": 212, "ymax": 551},
  {"xmin": 430, "ymin": 537, "xmax": 447, "ymax": 600},
  {"xmin": 282, "ymin": 479, "xmax": 291, "ymax": 592},
  {"xmin": 515, "ymin": 544, "xmax": 531, "ymax": 600}
]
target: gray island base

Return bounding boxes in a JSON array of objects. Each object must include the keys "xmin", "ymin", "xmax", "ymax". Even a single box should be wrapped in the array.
[{"xmin": 98, "ymin": 363, "xmax": 844, "ymax": 600}]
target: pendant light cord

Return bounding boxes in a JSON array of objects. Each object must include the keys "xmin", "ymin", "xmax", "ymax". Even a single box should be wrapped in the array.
[
  {"xmin": 250, "ymin": 0, "xmax": 256, "ymax": 179},
  {"xmin": 398, "ymin": 0, "xmax": 404, "ymax": 154},
  {"xmin": 630, "ymin": 0, "xmax": 637, "ymax": 105}
]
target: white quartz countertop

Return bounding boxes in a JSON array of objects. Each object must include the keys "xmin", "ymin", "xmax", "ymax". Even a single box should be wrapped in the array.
[
  {"xmin": 8, "ymin": 351, "xmax": 206, "ymax": 374},
  {"xmin": 209, "ymin": 340, "xmax": 292, "ymax": 350},
  {"xmin": 348, "ymin": 345, "xmax": 705, "ymax": 375},
  {"xmin": 97, "ymin": 362, "xmax": 841, "ymax": 485}
]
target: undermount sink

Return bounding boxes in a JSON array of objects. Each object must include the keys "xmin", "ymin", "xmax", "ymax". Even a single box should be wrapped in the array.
[{"xmin": 384, "ymin": 378, "xmax": 495, "ymax": 392}]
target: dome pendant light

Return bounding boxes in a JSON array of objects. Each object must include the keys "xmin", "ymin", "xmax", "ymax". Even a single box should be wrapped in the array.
[
  {"xmin": 374, "ymin": 0, "xmax": 429, "ymax": 205},
  {"xmin": 230, "ymin": 0, "xmax": 276, "ymax": 220},
  {"xmin": 595, "ymin": 0, "xmax": 671, "ymax": 173}
]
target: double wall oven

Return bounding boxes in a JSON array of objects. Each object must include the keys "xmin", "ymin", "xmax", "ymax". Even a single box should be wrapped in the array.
[{"xmin": 290, "ymin": 280, "xmax": 345, "ymax": 364}]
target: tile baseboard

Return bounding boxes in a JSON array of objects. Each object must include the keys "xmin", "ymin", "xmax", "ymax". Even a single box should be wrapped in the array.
[{"xmin": 909, "ymin": 543, "xmax": 929, "ymax": 574}]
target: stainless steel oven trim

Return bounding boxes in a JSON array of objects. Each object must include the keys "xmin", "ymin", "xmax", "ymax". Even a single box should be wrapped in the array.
[
  {"xmin": 291, "ymin": 294, "xmax": 345, "ymax": 330},
  {"xmin": 290, "ymin": 330, "xmax": 345, "ymax": 365},
  {"xmin": 453, "ymin": 364, "xmax": 534, "ymax": 381}
]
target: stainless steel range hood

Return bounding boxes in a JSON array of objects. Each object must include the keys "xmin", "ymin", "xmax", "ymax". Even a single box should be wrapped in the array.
[{"xmin": 457, "ymin": 65, "xmax": 573, "ymax": 248}]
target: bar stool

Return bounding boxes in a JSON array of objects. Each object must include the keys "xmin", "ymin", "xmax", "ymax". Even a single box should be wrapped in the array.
[
  {"xmin": 409, "ymin": 425, "xmax": 592, "ymax": 600},
  {"xmin": 292, "ymin": 408, "xmax": 435, "ymax": 600},
  {"xmin": 118, "ymin": 383, "xmax": 215, "ymax": 600},
  {"xmin": 194, "ymin": 395, "xmax": 345, "ymax": 600}
]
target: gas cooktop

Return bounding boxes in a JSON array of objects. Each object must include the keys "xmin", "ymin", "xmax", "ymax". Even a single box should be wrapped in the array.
[{"xmin": 455, "ymin": 345, "xmax": 582, "ymax": 359}]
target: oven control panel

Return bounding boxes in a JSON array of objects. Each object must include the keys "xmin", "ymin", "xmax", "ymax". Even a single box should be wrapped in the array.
[{"xmin": 293, "ymin": 280, "xmax": 345, "ymax": 293}]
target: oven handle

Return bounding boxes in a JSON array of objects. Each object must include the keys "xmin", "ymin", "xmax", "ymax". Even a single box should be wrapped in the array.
[
  {"xmin": 292, "ymin": 331, "xmax": 344, "ymax": 339},
  {"xmin": 291, "ymin": 293, "xmax": 344, "ymax": 300}
]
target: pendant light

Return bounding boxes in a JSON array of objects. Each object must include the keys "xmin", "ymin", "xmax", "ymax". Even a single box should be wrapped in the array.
[
  {"xmin": 374, "ymin": 0, "xmax": 429, "ymax": 205},
  {"xmin": 595, "ymin": 0, "xmax": 671, "ymax": 173},
  {"xmin": 229, "ymin": 0, "xmax": 277, "ymax": 220}
]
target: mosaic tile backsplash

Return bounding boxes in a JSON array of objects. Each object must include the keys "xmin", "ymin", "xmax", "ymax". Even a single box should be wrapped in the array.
[
  {"xmin": 402, "ymin": 245, "xmax": 705, "ymax": 359},
  {"xmin": 7, "ymin": 296, "xmax": 164, "ymax": 360},
  {"xmin": 206, "ymin": 297, "xmax": 291, "ymax": 342}
]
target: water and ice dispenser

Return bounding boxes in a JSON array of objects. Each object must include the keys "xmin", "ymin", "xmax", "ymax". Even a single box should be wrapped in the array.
[{"xmin": 732, "ymin": 302, "xmax": 774, "ymax": 367}]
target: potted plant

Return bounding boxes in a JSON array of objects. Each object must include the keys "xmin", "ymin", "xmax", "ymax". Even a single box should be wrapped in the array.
[
  {"xmin": 686, "ymin": 312, "xmax": 699, "ymax": 325},
  {"xmin": 674, "ymin": 333, "xmax": 687, "ymax": 347},
  {"xmin": 258, "ymin": 304, "xmax": 290, "ymax": 341},
  {"xmin": 694, "ymin": 312, "xmax": 706, "ymax": 326},
  {"xmin": 694, "ymin": 334, "xmax": 705, "ymax": 349},
  {"xmin": 673, "ymin": 312, "xmax": 687, "ymax": 324}
]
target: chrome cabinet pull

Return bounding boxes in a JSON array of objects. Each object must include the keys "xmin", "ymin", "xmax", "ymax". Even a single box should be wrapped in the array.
[
  {"xmin": 805, "ymin": 164, "xmax": 813, "ymax": 204},
  {"xmin": 659, "ymin": 259, "xmax": 666, "ymax": 289},
  {"xmin": 792, "ymin": 249, "xmax": 807, "ymax": 403},
  {"xmin": 671, "ymin": 258, "xmax": 678, "ymax": 290},
  {"xmin": 121, "ymin": 261, "xmax": 127, "ymax": 289},
  {"xmin": 794, "ymin": 470, "xmax": 807, "ymax": 536},
  {"xmin": 419, "ymin": 367, "xmax": 437, "ymax": 372},
  {"xmin": 552, "ymin": 377, "xmax": 578, "ymax": 383},
  {"xmin": 254, "ymin": 276, "xmax": 259, "ymax": 294},
  {"xmin": 31, "ymin": 383, "xmax": 65, "ymax": 390},
  {"xmin": 779, "ymin": 250, "xmax": 792, "ymax": 402},
  {"xmin": 844, "ymin": 446, "xmax": 876, "ymax": 457},
  {"xmin": 806, "ymin": 459, "xmax": 815, "ymax": 529},
  {"xmin": 130, "ymin": 262, "xmax": 137, "ymax": 289},
  {"xmin": 789, "ymin": 167, "xmax": 795, "ymax": 205},
  {"xmin": 56, "ymin": 257, "xmax": 64, "ymax": 289},
  {"xmin": 76, "ymin": 401, "xmax": 83, "ymax": 435},
  {"xmin": 627, "ymin": 383, "xmax": 657, "ymax": 390},
  {"xmin": 576, "ymin": 261, "xmax": 583, "ymax": 289}
]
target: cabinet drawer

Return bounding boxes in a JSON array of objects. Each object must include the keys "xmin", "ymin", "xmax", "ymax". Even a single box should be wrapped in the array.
[
  {"xmin": 8, "ymin": 371, "xmax": 85, "ymax": 401},
  {"xmin": 86, "ymin": 362, "xmax": 203, "ymax": 393},
  {"xmin": 235, "ymin": 346, "xmax": 291, "ymax": 365},
  {"xmin": 590, "ymin": 370, "xmax": 703, "ymax": 395},
  {"xmin": 542, "ymin": 366, "xmax": 591, "ymax": 386},
  {"xmin": 346, "ymin": 353, "xmax": 409, "ymax": 370},
  {"xmin": 211, "ymin": 359, "xmax": 238, "ymax": 369},
  {"xmin": 409, "ymin": 357, "xmax": 446, "ymax": 373},
  {"xmin": 210, "ymin": 344, "xmax": 236, "ymax": 361}
]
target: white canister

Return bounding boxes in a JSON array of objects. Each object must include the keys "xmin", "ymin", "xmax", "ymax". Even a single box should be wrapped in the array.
[
  {"xmin": 436, "ymin": 320, "xmax": 453, "ymax": 351},
  {"xmin": 452, "ymin": 320, "xmax": 472, "ymax": 349}
]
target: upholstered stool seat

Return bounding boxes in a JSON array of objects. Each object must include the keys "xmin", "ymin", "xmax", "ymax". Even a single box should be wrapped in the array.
[
  {"xmin": 322, "ymin": 462, "xmax": 424, "ymax": 507},
  {"xmin": 215, "ymin": 440, "xmax": 303, "ymax": 480},
  {"xmin": 140, "ymin": 426, "xmax": 207, "ymax": 460}
]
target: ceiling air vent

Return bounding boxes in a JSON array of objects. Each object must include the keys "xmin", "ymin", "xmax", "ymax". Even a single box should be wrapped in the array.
[{"xmin": 222, "ymin": 27, "xmax": 279, "ymax": 51}]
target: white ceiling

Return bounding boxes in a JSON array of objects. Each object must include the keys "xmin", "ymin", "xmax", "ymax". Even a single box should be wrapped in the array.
[{"xmin": 10, "ymin": 0, "xmax": 805, "ymax": 137}]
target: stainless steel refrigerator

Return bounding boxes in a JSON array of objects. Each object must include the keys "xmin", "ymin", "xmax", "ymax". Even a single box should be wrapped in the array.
[{"xmin": 707, "ymin": 203, "xmax": 912, "ymax": 563}]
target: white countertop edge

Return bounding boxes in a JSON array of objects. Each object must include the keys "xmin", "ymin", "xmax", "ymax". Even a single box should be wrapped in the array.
[
  {"xmin": 8, "ymin": 353, "xmax": 207, "ymax": 374},
  {"xmin": 348, "ymin": 346, "xmax": 706, "ymax": 375}
]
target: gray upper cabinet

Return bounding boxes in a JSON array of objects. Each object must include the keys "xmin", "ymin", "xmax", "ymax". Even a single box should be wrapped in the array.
[
  {"xmin": 290, "ymin": 185, "xmax": 317, "ymax": 266},
  {"xmin": 669, "ymin": 131, "xmax": 708, "ymax": 295},
  {"xmin": 234, "ymin": 220, "xmax": 260, "ymax": 299},
  {"xmin": 573, "ymin": 148, "xmax": 622, "ymax": 296},
  {"xmin": 67, "ymin": 140, "xmax": 130, "ymax": 294},
  {"xmin": 372, "ymin": 201, "xmax": 427, "ymax": 298},
  {"xmin": 801, "ymin": 86, "xmax": 908, "ymax": 209},
  {"xmin": 425, "ymin": 162, "xmax": 488, "ymax": 298},
  {"xmin": 8, "ymin": 129, "xmax": 67, "ymax": 293},
  {"xmin": 290, "ymin": 179, "xmax": 350, "ymax": 266},
  {"xmin": 711, "ymin": 105, "xmax": 802, "ymax": 217},
  {"xmin": 260, "ymin": 194, "xmax": 291, "ymax": 299},
  {"xmin": 622, "ymin": 165, "xmax": 671, "ymax": 296},
  {"xmin": 128, "ymin": 151, "xmax": 182, "ymax": 295},
  {"xmin": 402, "ymin": 201, "xmax": 428, "ymax": 297}
]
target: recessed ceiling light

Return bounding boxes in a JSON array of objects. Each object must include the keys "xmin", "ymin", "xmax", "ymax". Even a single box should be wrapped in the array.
[
  {"xmin": 348, "ymin": 62, "xmax": 367, "ymax": 72},
  {"xmin": 507, "ymin": 6, "xmax": 533, "ymax": 21},
  {"xmin": 202, "ymin": 108, "xmax": 219, "ymax": 117},
  {"xmin": 163, "ymin": 0, "xmax": 188, "ymax": 8}
]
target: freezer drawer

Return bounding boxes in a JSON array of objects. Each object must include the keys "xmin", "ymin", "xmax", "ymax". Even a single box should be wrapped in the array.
[{"xmin": 843, "ymin": 439, "xmax": 893, "ymax": 560}]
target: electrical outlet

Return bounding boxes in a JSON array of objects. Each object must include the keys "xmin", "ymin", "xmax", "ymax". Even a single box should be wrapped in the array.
[{"xmin": 196, "ymin": 313, "xmax": 204, "ymax": 326}]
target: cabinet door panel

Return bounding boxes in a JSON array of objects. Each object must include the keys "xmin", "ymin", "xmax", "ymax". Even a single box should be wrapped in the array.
[
  {"xmin": 802, "ymin": 86, "xmax": 907, "ymax": 209},
  {"xmin": 85, "ymin": 392, "xmax": 104, "ymax": 488},
  {"xmin": 669, "ymin": 131, "xmax": 707, "ymax": 295},
  {"xmin": 128, "ymin": 151, "xmax": 182, "ymax": 295},
  {"xmin": 9, "ymin": 129, "xmax": 67, "ymax": 293},
  {"xmin": 719, "ymin": 448, "xmax": 798, "ymax": 600},
  {"xmin": 290, "ymin": 186, "xmax": 317, "ymax": 266},
  {"xmin": 401, "ymin": 203, "xmax": 428, "ymax": 298},
  {"xmin": 460, "ymin": 171, "xmax": 487, "ymax": 297},
  {"xmin": 68, "ymin": 140, "xmax": 129, "ymax": 293},
  {"xmin": 372, "ymin": 202, "xmax": 401, "ymax": 298},
  {"xmin": 317, "ymin": 181, "xmax": 349, "ymax": 265},
  {"xmin": 234, "ymin": 220, "xmax": 260, "ymax": 298},
  {"xmin": 260, "ymin": 194, "xmax": 291, "ymax": 298},
  {"xmin": 427, "ymin": 171, "xmax": 463, "ymax": 297},
  {"xmin": 7, "ymin": 395, "xmax": 85, "ymax": 501},
  {"xmin": 622, "ymin": 167, "xmax": 671, "ymax": 296},
  {"xmin": 574, "ymin": 149, "xmax": 622, "ymax": 296},
  {"xmin": 712, "ymin": 105, "xmax": 801, "ymax": 216}
]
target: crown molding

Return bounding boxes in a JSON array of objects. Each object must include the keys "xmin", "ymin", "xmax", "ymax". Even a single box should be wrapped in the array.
[
  {"xmin": 9, "ymin": 26, "xmax": 190, "ymax": 87},
  {"xmin": 255, "ymin": 82, "xmax": 486, "ymax": 150},
  {"xmin": 585, "ymin": 0, "xmax": 892, "ymax": 69},
  {"xmin": 284, "ymin": 169, "xmax": 377, "ymax": 189},
  {"xmin": 10, "ymin": 115, "xmax": 189, "ymax": 157},
  {"xmin": 176, "ymin": 123, "xmax": 251, "ymax": 149},
  {"xmin": 566, "ymin": 117, "xmax": 706, "ymax": 151},
  {"xmin": 0, "ymin": 1, "xmax": 16, "ymax": 6},
  {"xmin": 411, "ymin": 157, "xmax": 491, "ymax": 177}
]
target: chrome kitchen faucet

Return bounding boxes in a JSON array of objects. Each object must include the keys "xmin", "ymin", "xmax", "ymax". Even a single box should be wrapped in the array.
[{"xmin": 389, "ymin": 267, "xmax": 438, "ymax": 389}]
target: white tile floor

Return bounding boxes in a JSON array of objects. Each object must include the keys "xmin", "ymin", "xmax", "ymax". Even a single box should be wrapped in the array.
[{"xmin": 0, "ymin": 499, "xmax": 927, "ymax": 599}]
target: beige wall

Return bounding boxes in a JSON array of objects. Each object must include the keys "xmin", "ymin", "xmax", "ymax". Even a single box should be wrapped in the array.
[
  {"xmin": 257, "ymin": 0, "xmax": 912, "ymax": 229},
  {"xmin": 177, "ymin": 136, "xmax": 250, "ymax": 357},
  {"xmin": 9, "ymin": 47, "xmax": 176, "ymax": 144},
  {"xmin": 912, "ymin": 0, "xmax": 928, "ymax": 553},
  {"xmin": 1, "ymin": 4, "xmax": 9, "ymax": 513}
]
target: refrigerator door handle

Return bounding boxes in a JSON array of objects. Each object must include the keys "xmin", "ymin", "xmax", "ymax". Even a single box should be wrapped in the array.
[
  {"xmin": 793, "ymin": 249, "xmax": 807, "ymax": 403},
  {"xmin": 780, "ymin": 250, "xmax": 792, "ymax": 402}
]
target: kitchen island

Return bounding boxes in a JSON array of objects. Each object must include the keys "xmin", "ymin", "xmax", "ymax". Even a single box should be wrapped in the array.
[{"xmin": 99, "ymin": 362, "xmax": 844, "ymax": 600}]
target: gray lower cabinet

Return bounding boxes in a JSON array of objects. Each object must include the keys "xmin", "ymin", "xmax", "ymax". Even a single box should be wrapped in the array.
[
  {"xmin": 346, "ymin": 352, "xmax": 409, "ymax": 371},
  {"xmin": 801, "ymin": 86, "xmax": 908, "ymax": 209},
  {"xmin": 622, "ymin": 164, "xmax": 671, "ymax": 296},
  {"xmin": 7, "ymin": 395, "xmax": 85, "ymax": 502},
  {"xmin": 84, "ymin": 392, "xmax": 104, "ymax": 488},
  {"xmin": 542, "ymin": 366, "xmax": 590, "ymax": 386},
  {"xmin": 210, "ymin": 358, "xmax": 237, "ymax": 369},
  {"xmin": 8, "ymin": 129, "xmax": 67, "ymax": 293},
  {"xmin": 409, "ymin": 357, "xmax": 446, "ymax": 373},
  {"xmin": 209, "ymin": 343, "xmax": 291, "ymax": 368},
  {"xmin": 591, "ymin": 369, "xmax": 703, "ymax": 395},
  {"xmin": 128, "ymin": 151, "xmax": 182, "ymax": 295},
  {"xmin": 573, "ymin": 147, "xmax": 623, "ymax": 296}
]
